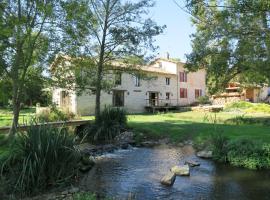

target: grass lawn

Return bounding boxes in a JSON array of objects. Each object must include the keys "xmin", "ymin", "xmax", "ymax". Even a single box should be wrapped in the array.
[
  {"xmin": 1, "ymin": 107, "xmax": 270, "ymax": 144},
  {"xmin": 0, "ymin": 107, "xmax": 35, "ymax": 127},
  {"xmin": 127, "ymin": 111, "xmax": 270, "ymax": 144}
]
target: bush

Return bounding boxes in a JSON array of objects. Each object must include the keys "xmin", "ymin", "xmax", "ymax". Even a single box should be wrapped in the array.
[
  {"xmin": 211, "ymin": 137, "xmax": 270, "ymax": 170},
  {"xmin": 36, "ymin": 106, "xmax": 76, "ymax": 122},
  {"xmin": 210, "ymin": 133, "xmax": 229, "ymax": 162},
  {"xmin": 246, "ymin": 103, "xmax": 270, "ymax": 114},
  {"xmin": 197, "ymin": 96, "xmax": 210, "ymax": 105},
  {"xmin": 224, "ymin": 101, "xmax": 270, "ymax": 114},
  {"xmin": 0, "ymin": 124, "xmax": 80, "ymax": 196},
  {"xmin": 79, "ymin": 106, "xmax": 127, "ymax": 142},
  {"xmin": 226, "ymin": 139, "xmax": 270, "ymax": 170}
]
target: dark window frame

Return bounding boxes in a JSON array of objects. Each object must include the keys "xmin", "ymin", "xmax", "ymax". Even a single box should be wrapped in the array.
[
  {"xmin": 112, "ymin": 90, "xmax": 125, "ymax": 107},
  {"xmin": 179, "ymin": 72, "xmax": 187, "ymax": 82},
  {"xmin": 166, "ymin": 92, "xmax": 170, "ymax": 100},
  {"xmin": 166, "ymin": 77, "xmax": 170, "ymax": 85},
  {"xmin": 180, "ymin": 88, "xmax": 188, "ymax": 98},
  {"xmin": 134, "ymin": 75, "xmax": 141, "ymax": 87},
  {"xmin": 195, "ymin": 89, "xmax": 202, "ymax": 99}
]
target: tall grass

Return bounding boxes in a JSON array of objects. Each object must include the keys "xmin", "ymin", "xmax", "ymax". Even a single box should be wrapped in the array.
[
  {"xmin": 0, "ymin": 124, "xmax": 80, "ymax": 196},
  {"xmin": 80, "ymin": 106, "xmax": 127, "ymax": 142}
]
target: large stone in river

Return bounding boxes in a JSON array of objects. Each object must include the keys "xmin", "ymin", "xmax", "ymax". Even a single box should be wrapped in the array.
[
  {"xmin": 170, "ymin": 165, "xmax": 190, "ymax": 176},
  {"xmin": 161, "ymin": 171, "xmax": 176, "ymax": 186},
  {"xmin": 196, "ymin": 150, "xmax": 213, "ymax": 159},
  {"xmin": 185, "ymin": 160, "xmax": 200, "ymax": 167}
]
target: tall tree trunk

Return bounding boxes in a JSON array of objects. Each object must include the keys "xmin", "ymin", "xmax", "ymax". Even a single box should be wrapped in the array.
[
  {"xmin": 94, "ymin": 0, "xmax": 110, "ymax": 120},
  {"xmin": 95, "ymin": 62, "xmax": 102, "ymax": 120},
  {"xmin": 8, "ymin": 82, "xmax": 20, "ymax": 138}
]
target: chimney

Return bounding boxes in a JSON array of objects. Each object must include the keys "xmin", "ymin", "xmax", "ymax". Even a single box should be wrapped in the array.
[{"xmin": 166, "ymin": 52, "xmax": 170, "ymax": 60}]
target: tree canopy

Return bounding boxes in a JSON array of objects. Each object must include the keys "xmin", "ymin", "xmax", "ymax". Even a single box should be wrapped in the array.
[
  {"xmin": 183, "ymin": 0, "xmax": 270, "ymax": 94},
  {"xmin": 0, "ymin": 0, "xmax": 86, "ymax": 136}
]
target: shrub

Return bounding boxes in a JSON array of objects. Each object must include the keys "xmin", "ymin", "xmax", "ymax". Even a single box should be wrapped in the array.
[
  {"xmin": 211, "ymin": 138, "xmax": 270, "ymax": 170},
  {"xmin": 224, "ymin": 101, "xmax": 254, "ymax": 111},
  {"xmin": 226, "ymin": 139, "xmax": 266, "ymax": 170},
  {"xmin": 224, "ymin": 101, "xmax": 270, "ymax": 114},
  {"xmin": 36, "ymin": 106, "xmax": 76, "ymax": 122},
  {"xmin": 210, "ymin": 133, "xmax": 229, "ymax": 162},
  {"xmin": 197, "ymin": 96, "xmax": 210, "ymax": 105},
  {"xmin": 246, "ymin": 103, "xmax": 270, "ymax": 114},
  {"xmin": 79, "ymin": 106, "xmax": 127, "ymax": 142},
  {"xmin": 0, "ymin": 124, "xmax": 80, "ymax": 196}
]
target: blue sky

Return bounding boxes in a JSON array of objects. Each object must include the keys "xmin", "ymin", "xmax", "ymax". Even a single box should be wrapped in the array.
[{"xmin": 150, "ymin": 0, "xmax": 195, "ymax": 61}]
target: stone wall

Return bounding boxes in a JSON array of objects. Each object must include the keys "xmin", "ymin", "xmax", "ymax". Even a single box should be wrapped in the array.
[{"xmin": 212, "ymin": 96, "xmax": 241, "ymax": 105}]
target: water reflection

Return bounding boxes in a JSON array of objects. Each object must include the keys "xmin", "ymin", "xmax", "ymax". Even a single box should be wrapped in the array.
[{"xmin": 80, "ymin": 146, "xmax": 270, "ymax": 200}]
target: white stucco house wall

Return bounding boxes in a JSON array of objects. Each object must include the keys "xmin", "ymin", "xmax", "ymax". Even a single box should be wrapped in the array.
[{"xmin": 52, "ymin": 58, "xmax": 206, "ymax": 115}]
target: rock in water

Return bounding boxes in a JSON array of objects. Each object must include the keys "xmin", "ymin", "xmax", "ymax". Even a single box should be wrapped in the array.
[
  {"xmin": 185, "ymin": 160, "xmax": 200, "ymax": 167},
  {"xmin": 170, "ymin": 165, "xmax": 190, "ymax": 176},
  {"xmin": 161, "ymin": 171, "xmax": 176, "ymax": 186},
  {"xmin": 196, "ymin": 150, "xmax": 213, "ymax": 159}
]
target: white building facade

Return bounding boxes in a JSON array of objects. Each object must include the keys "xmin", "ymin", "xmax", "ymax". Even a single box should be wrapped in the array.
[{"xmin": 52, "ymin": 58, "xmax": 206, "ymax": 115}]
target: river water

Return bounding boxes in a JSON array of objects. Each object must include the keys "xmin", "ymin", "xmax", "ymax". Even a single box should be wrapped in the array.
[{"xmin": 80, "ymin": 145, "xmax": 270, "ymax": 200}]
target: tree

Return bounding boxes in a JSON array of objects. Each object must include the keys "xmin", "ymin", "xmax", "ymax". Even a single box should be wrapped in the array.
[
  {"xmin": 0, "ymin": 0, "xmax": 86, "ymax": 137},
  {"xmin": 54, "ymin": 0, "xmax": 165, "ymax": 119},
  {"xmin": 183, "ymin": 0, "xmax": 270, "ymax": 94}
]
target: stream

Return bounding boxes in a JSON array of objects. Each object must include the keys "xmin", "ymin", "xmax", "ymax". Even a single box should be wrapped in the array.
[{"xmin": 80, "ymin": 145, "xmax": 270, "ymax": 200}]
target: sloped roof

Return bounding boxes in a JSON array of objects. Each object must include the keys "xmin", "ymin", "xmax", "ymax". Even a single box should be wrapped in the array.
[{"xmin": 51, "ymin": 55, "xmax": 177, "ymax": 75}]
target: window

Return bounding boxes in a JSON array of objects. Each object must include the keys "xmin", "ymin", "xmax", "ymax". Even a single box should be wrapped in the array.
[
  {"xmin": 195, "ymin": 89, "xmax": 202, "ymax": 99},
  {"xmin": 166, "ymin": 92, "xmax": 170, "ymax": 100},
  {"xmin": 134, "ymin": 75, "xmax": 141, "ymax": 87},
  {"xmin": 179, "ymin": 72, "xmax": 187, "ymax": 82},
  {"xmin": 180, "ymin": 88, "xmax": 188, "ymax": 98},
  {"xmin": 166, "ymin": 77, "xmax": 170, "ymax": 85},
  {"xmin": 115, "ymin": 72, "xmax": 122, "ymax": 85},
  {"xmin": 113, "ymin": 90, "xmax": 124, "ymax": 107}
]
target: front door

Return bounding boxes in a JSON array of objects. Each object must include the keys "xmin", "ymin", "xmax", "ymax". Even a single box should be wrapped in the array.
[
  {"xmin": 149, "ymin": 92, "xmax": 159, "ymax": 106},
  {"xmin": 246, "ymin": 88, "xmax": 254, "ymax": 102}
]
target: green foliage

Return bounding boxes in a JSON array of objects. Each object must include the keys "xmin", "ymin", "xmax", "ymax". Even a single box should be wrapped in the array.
[
  {"xmin": 0, "ymin": 125, "xmax": 80, "ymax": 196},
  {"xmin": 224, "ymin": 101, "xmax": 253, "ymax": 111},
  {"xmin": 224, "ymin": 101, "xmax": 270, "ymax": 114},
  {"xmin": 184, "ymin": 0, "xmax": 270, "ymax": 93},
  {"xmin": 226, "ymin": 139, "xmax": 270, "ymax": 170},
  {"xmin": 196, "ymin": 96, "xmax": 210, "ymax": 105},
  {"xmin": 246, "ymin": 103, "xmax": 270, "ymax": 114},
  {"xmin": 225, "ymin": 115, "xmax": 270, "ymax": 126},
  {"xmin": 210, "ymin": 136, "xmax": 270, "ymax": 170},
  {"xmin": 36, "ymin": 106, "xmax": 76, "ymax": 122},
  {"xmin": 211, "ymin": 133, "xmax": 229, "ymax": 162},
  {"xmin": 81, "ymin": 106, "xmax": 127, "ymax": 142},
  {"xmin": 73, "ymin": 192, "xmax": 97, "ymax": 200},
  {"xmin": 0, "ymin": 78, "xmax": 12, "ymax": 107}
]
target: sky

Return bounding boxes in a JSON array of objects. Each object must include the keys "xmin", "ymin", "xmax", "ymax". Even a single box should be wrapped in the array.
[{"xmin": 150, "ymin": 0, "xmax": 195, "ymax": 62}]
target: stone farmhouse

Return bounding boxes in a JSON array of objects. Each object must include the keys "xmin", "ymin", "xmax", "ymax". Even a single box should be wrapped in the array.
[{"xmin": 52, "ymin": 58, "xmax": 206, "ymax": 115}]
